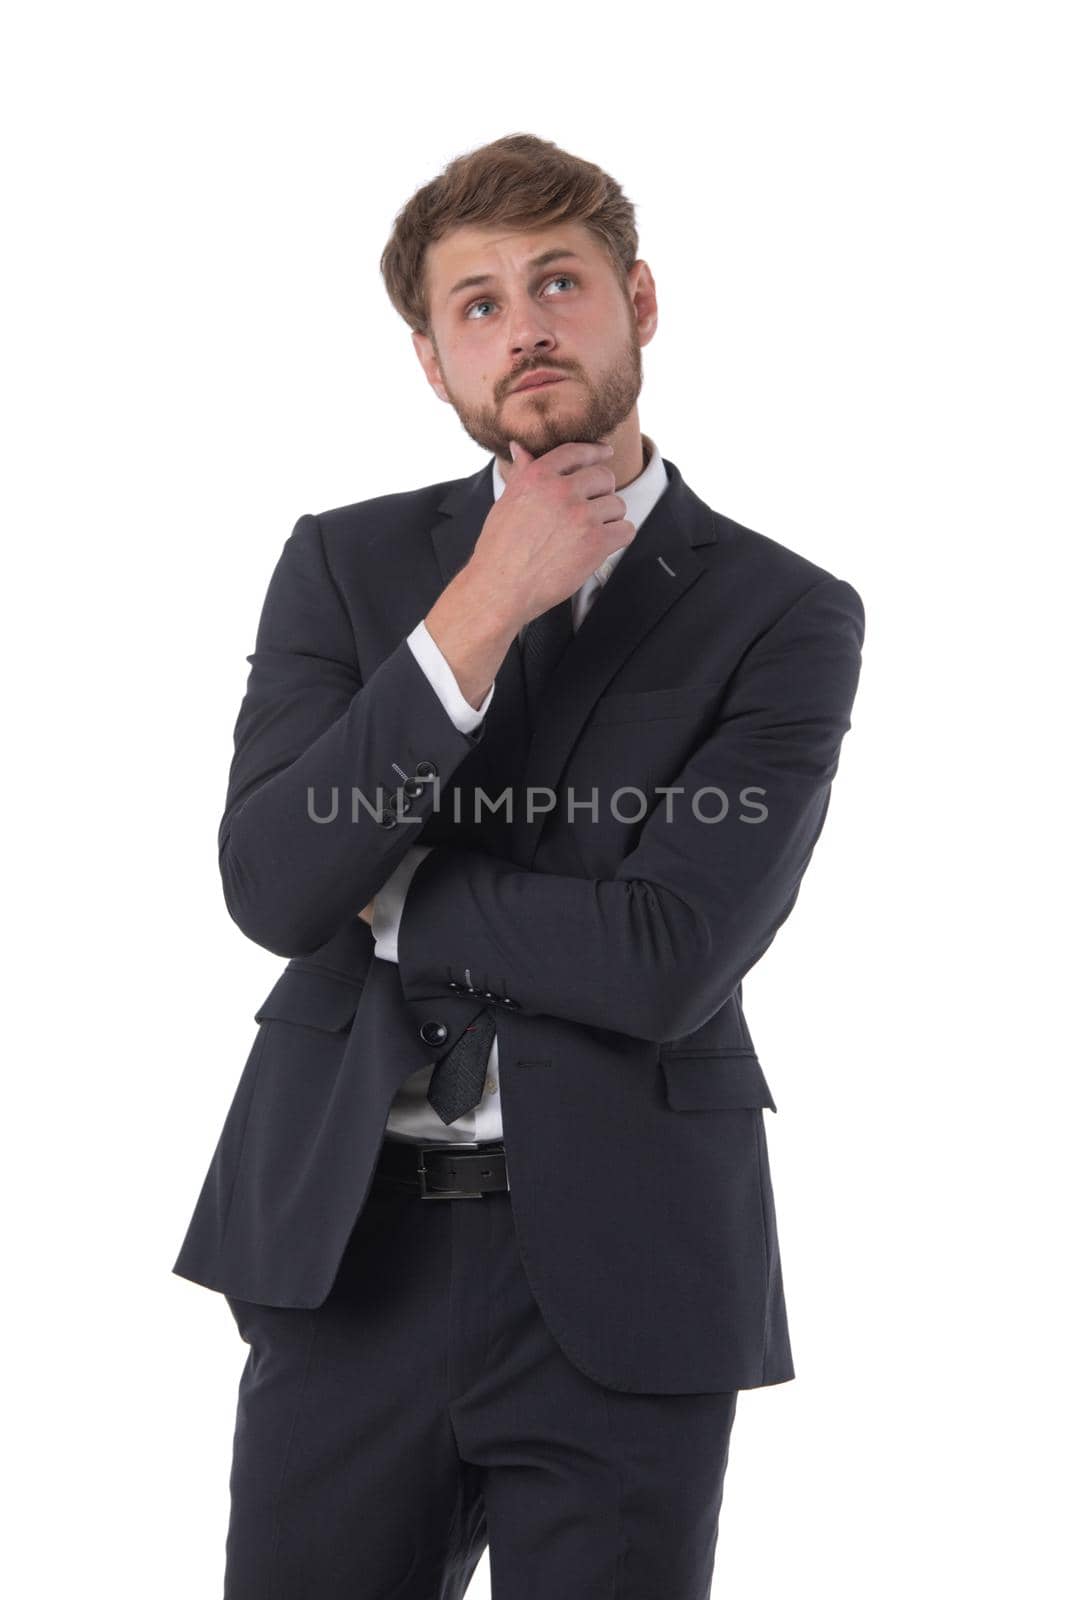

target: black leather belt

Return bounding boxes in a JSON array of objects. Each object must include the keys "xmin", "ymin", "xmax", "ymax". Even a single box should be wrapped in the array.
[{"xmin": 373, "ymin": 1138, "xmax": 510, "ymax": 1200}]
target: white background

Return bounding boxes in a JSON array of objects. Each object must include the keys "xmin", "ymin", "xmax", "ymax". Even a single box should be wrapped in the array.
[{"xmin": 4, "ymin": 2, "xmax": 1063, "ymax": 1594}]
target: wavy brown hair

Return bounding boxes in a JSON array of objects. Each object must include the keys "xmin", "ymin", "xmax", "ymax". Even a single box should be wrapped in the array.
[{"xmin": 380, "ymin": 132, "xmax": 639, "ymax": 338}]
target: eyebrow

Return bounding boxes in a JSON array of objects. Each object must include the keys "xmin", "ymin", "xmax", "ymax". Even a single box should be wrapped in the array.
[{"xmin": 445, "ymin": 248, "xmax": 583, "ymax": 302}]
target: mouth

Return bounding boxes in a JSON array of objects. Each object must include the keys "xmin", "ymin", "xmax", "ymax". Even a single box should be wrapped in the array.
[{"xmin": 511, "ymin": 373, "xmax": 568, "ymax": 394}]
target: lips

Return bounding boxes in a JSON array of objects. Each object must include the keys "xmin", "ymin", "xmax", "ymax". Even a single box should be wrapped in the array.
[{"xmin": 511, "ymin": 372, "xmax": 567, "ymax": 393}]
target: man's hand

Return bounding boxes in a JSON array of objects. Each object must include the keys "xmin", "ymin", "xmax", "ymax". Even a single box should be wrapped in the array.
[
  {"xmin": 422, "ymin": 439, "xmax": 634, "ymax": 711},
  {"xmin": 475, "ymin": 439, "xmax": 636, "ymax": 629},
  {"xmin": 357, "ymin": 898, "xmax": 375, "ymax": 926}
]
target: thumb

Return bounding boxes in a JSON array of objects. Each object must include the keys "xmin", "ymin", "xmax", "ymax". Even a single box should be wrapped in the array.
[{"xmin": 508, "ymin": 439, "xmax": 532, "ymax": 464}]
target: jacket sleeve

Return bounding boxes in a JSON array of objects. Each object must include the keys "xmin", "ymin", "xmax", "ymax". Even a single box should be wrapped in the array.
[
  {"xmin": 395, "ymin": 576, "xmax": 865, "ymax": 1043},
  {"xmin": 217, "ymin": 512, "xmax": 487, "ymax": 957}
]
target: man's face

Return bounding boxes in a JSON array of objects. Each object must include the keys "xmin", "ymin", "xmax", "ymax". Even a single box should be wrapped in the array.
[{"xmin": 413, "ymin": 221, "xmax": 656, "ymax": 460}]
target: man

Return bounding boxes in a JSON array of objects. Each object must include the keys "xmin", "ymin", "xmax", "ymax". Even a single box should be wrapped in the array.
[{"xmin": 173, "ymin": 133, "xmax": 864, "ymax": 1597}]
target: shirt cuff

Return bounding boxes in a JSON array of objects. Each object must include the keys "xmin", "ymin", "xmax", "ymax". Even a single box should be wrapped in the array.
[
  {"xmin": 370, "ymin": 844, "xmax": 435, "ymax": 963},
  {"xmin": 406, "ymin": 619, "xmax": 495, "ymax": 734}
]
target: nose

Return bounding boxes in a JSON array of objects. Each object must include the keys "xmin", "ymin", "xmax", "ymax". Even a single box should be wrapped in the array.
[
  {"xmin": 506, "ymin": 334, "xmax": 558, "ymax": 393},
  {"xmin": 506, "ymin": 309, "xmax": 557, "ymax": 361}
]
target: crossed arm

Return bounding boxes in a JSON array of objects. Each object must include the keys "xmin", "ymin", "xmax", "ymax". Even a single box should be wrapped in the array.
[
  {"xmin": 392, "ymin": 577, "xmax": 863, "ymax": 1041},
  {"xmin": 218, "ymin": 513, "xmax": 864, "ymax": 1042}
]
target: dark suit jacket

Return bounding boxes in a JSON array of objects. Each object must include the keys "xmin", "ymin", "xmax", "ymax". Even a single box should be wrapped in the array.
[{"xmin": 172, "ymin": 451, "xmax": 865, "ymax": 1394}]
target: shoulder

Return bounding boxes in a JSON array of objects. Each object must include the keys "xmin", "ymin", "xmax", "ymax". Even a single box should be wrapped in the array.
[
  {"xmin": 694, "ymin": 498, "xmax": 864, "ymax": 632},
  {"xmin": 312, "ymin": 470, "xmax": 477, "ymax": 563}
]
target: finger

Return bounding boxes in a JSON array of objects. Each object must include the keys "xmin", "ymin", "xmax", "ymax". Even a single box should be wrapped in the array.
[
  {"xmin": 551, "ymin": 440, "xmax": 616, "ymax": 476},
  {"xmin": 509, "ymin": 439, "xmax": 614, "ymax": 475}
]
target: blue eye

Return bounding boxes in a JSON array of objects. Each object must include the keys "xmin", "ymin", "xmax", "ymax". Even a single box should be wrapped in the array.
[{"xmin": 465, "ymin": 274, "xmax": 576, "ymax": 319}]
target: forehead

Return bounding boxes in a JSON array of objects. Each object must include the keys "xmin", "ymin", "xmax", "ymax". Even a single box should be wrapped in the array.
[{"xmin": 424, "ymin": 221, "xmax": 603, "ymax": 305}]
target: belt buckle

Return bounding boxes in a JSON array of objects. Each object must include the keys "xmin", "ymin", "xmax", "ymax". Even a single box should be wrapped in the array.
[{"xmin": 416, "ymin": 1145, "xmax": 486, "ymax": 1200}]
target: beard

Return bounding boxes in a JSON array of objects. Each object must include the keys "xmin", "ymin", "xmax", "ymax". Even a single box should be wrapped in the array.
[{"xmin": 434, "ymin": 317, "xmax": 644, "ymax": 463}]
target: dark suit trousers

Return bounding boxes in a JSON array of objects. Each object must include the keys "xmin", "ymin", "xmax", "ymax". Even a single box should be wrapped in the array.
[{"xmin": 222, "ymin": 1144, "xmax": 739, "ymax": 1598}]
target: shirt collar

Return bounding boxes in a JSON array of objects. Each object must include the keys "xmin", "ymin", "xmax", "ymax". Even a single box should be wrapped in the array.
[{"xmin": 491, "ymin": 433, "xmax": 668, "ymax": 589}]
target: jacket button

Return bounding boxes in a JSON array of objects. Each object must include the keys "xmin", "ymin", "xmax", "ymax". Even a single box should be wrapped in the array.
[
  {"xmin": 414, "ymin": 760, "xmax": 438, "ymax": 780},
  {"xmin": 419, "ymin": 1020, "xmax": 449, "ymax": 1046},
  {"xmin": 500, "ymin": 995, "xmax": 521, "ymax": 1009},
  {"xmin": 402, "ymin": 776, "xmax": 425, "ymax": 798},
  {"xmin": 379, "ymin": 809, "xmax": 398, "ymax": 829}
]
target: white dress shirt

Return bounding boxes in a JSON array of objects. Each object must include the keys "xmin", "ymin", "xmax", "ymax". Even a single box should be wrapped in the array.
[{"xmin": 372, "ymin": 432, "xmax": 669, "ymax": 1145}]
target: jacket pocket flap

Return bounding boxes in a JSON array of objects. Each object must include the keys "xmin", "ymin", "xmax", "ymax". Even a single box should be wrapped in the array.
[
  {"xmin": 660, "ymin": 1051, "xmax": 777, "ymax": 1112},
  {"xmin": 254, "ymin": 966, "xmax": 364, "ymax": 1032},
  {"xmin": 587, "ymin": 681, "xmax": 723, "ymax": 726}
]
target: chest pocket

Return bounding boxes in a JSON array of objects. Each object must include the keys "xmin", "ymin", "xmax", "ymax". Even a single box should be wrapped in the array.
[
  {"xmin": 584, "ymin": 681, "xmax": 725, "ymax": 727},
  {"xmin": 565, "ymin": 681, "xmax": 724, "ymax": 807}
]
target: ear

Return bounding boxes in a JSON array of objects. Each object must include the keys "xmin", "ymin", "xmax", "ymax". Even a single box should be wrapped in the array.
[{"xmin": 412, "ymin": 329, "xmax": 450, "ymax": 404}]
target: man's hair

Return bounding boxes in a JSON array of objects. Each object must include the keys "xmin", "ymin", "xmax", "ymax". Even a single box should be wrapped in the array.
[{"xmin": 379, "ymin": 132, "xmax": 639, "ymax": 338}]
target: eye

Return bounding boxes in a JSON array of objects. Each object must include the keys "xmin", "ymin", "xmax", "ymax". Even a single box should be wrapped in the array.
[{"xmin": 464, "ymin": 274, "xmax": 577, "ymax": 320}]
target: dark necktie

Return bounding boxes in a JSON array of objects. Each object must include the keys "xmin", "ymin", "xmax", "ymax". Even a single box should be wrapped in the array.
[
  {"xmin": 426, "ymin": 598, "xmax": 576, "ymax": 1126},
  {"xmin": 520, "ymin": 597, "xmax": 574, "ymax": 721},
  {"xmin": 426, "ymin": 1006, "xmax": 496, "ymax": 1125}
]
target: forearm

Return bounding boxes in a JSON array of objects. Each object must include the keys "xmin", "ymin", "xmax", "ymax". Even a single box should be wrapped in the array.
[
  {"xmin": 423, "ymin": 560, "xmax": 519, "ymax": 711},
  {"xmin": 396, "ymin": 843, "xmax": 711, "ymax": 1041},
  {"xmin": 390, "ymin": 800, "xmax": 799, "ymax": 1036}
]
